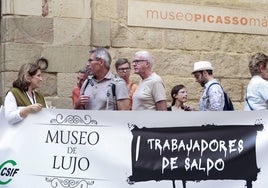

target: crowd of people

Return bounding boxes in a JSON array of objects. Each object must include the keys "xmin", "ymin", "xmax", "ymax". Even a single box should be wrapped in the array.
[{"xmin": 2, "ymin": 47, "xmax": 268, "ymax": 124}]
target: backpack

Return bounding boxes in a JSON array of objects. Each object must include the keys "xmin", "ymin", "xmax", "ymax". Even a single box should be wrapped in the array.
[{"xmin": 206, "ymin": 83, "xmax": 234, "ymax": 111}]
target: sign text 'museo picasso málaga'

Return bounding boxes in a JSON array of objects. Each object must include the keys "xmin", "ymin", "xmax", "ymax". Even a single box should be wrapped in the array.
[{"xmin": 128, "ymin": 0, "xmax": 268, "ymax": 35}]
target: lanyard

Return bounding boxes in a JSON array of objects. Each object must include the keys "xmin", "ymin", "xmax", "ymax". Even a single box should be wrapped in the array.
[{"xmin": 25, "ymin": 91, "xmax": 36, "ymax": 104}]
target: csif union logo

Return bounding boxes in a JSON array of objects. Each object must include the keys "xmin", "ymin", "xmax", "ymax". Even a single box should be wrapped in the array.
[{"xmin": 0, "ymin": 160, "xmax": 20, "ymax": 185}]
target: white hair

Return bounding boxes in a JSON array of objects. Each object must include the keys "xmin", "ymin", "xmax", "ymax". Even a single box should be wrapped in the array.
[{"xmin": 134, "ymin": 51, "xmax": 154, "ymax": 67}]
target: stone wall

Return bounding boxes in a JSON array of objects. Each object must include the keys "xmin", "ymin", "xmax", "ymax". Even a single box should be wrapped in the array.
[{"xmin": 1, "ymin": 0, "xmax": 268, "ymax": 110}]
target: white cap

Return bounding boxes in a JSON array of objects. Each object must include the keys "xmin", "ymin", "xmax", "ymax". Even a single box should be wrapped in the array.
[{"xmin": 192, "ymin": 61, "xmax": 213, "ymax": 73}]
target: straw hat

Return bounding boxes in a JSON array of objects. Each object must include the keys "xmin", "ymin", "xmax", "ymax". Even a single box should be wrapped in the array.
[{"xmin": 192, "ymin": 61, "xmax": 213, "ymax": 73}]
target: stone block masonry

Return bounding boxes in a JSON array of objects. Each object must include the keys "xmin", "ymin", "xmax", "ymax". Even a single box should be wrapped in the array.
[{"xmin": 1, "ymin": 0, "xmax": 268, "ymax": 110}]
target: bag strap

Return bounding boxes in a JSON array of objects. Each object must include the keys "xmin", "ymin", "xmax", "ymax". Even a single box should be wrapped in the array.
[
  {"xmin": 206, "ymin": 82, "xmax": 222, "ymax": 95},
  {"xmin": 81, "ymin": 76, "xmax": 94, "ymax": 95},
  {"xmin": 111, "ymin": 83, "xmax": 118, "ymax": 110},
  {"xmin": 206, "ymin": 82, "xmax": 225, "ymax": 108},
  {"xmin": 106, "ymin": 75, "xmax": 119, "ymax": 110},
  {"xmin": 83, "ymin": 75, "xmax": 119, "ymax": 110},
  {"xmin": 245, "ymin": 89, "xmax": 254, "ymax": 110}
]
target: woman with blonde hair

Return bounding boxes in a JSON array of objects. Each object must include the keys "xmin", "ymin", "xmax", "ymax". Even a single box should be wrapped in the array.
[
  {"xmin": 4, "ymin": 58, "xmax": 49, "ymax": 124},
  {"xmin": 244, "ymin": 52, "xmax": 268, "ymax": 110}
]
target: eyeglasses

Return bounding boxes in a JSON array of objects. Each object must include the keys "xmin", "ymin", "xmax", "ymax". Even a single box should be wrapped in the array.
[
  {"xmin": 132, "ymin": 59, "xmax": 148, "ymax": 65},
  {"xmin": 88, "ymin": 58, "xmax": 100, "ymax": 63},
  {"xmin": 117, "ymin": 67, "xmax": 130, "ymax": 72}
]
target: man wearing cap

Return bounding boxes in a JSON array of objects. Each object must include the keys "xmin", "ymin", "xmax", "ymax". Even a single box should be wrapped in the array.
[{"xmin": 192, "ymin": 61, "xmax": 225, "ymax": 111}]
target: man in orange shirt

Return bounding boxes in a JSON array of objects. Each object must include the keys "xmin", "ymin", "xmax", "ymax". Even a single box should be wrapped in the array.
[
  {"xmin": 115, "ymin": 58, "xmax": 137, "ymax": 109},
  {"xmin": 72, "ymin": 68, "xmax": 88, "ymax": 108}
]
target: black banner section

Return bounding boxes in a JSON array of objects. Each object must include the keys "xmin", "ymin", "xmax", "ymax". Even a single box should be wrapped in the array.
[{"xmin": 129, "ymin": 124, "xmax": 263, "ymax": 184}]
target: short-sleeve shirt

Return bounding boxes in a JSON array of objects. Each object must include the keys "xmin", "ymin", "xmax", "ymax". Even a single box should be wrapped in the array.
[
  {"xmin": 80, "ymin": 71, "xmax": 129, "ymax": 110},
  {"xmin": 72, "ymin": 86, "xmax": 80, "ymax": 107},
  {"xmin": 199, "ymin": 79, "xmax": 224, "ymax": 111},
  {"xmin": 127, "ymin": 82, "xmax": 137, "ymax": 110},
  {"xmin": 244, "ymin": 75, "xmax": 268, "ymax": 110},
  {"xmin": 132, "ymin": 72, "xmax": 166, "ymax": 110}
]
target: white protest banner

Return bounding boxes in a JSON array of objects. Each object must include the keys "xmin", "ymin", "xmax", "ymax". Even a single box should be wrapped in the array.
[{"xmin": 0, "ymin": 109, "xmax": 268, "ymax": 188}]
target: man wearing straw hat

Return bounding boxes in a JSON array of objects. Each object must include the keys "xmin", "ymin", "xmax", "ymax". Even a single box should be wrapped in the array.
[{"xmin": 192, "ymin": 61, "xmax": 224, "ymax": 111}]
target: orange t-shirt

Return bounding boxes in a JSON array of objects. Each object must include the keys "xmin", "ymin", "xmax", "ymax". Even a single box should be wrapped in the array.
[
  {"xmin": 128, "ymin": 82, "xmax": 137, "ymax": 109},
  {"xmin": 72, "ymin": 86, "xmax": 80, "ymax": 107}
]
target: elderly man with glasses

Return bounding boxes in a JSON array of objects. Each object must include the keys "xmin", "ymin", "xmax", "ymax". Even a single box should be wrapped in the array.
[
  {"xmin": 74, "ymin": 48, "xmax": 130, "ymax": 110},
  {"xmin": 131, "ymin": 51, "xmax": 167, "ymax": 111}
]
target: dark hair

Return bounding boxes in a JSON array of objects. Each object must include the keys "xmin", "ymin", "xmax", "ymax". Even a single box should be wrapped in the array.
[
  {"xmin": 115, "ymin": 58, "xmax": 130, "ymax": 69},
  {"xmin": 170, "ymin": 84, "xmax": 185, "ymax": 106},
  {"xmin": 196, "ymin": 69, "xmax": 213, "ymax": 76},
  {"xmin": 206, "ymin": 70, "xmax": 213, "ymax": 75}
]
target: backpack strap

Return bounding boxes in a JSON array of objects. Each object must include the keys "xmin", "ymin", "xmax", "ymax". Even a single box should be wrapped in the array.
[
  {"xmin": 206, "ymin": 82, "xmax": 223, "ymax": 108},
  {"xmin": 111, "ymin": 83, "xmax": 117, "ymax": 110},
  {"xmin": 206, "ymin": 82, "xmax": 234, "ymax": 111},
  {"xmin": 106, "ymin": 75, "xmax": 119, "ymax": 110},
  {"xmin": 82, "ymin": 75, "xmax": 119, "ymax": 110},
  {"xmin": 206, "ymin": 82, "xmax": 221, "ymax": 95}
]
